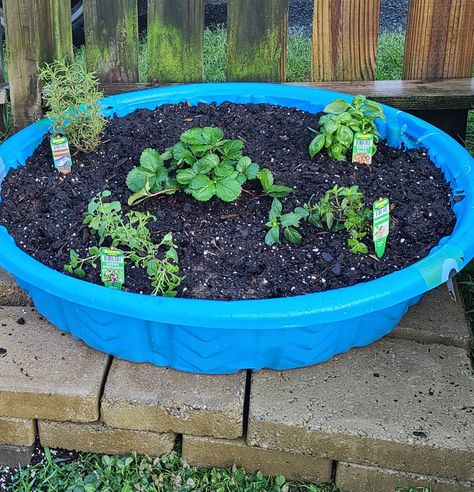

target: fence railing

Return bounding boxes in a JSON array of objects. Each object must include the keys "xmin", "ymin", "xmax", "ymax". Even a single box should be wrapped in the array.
[{"xmin": 2, "ymin": 0, "xmax": 474, "ymax": 131}]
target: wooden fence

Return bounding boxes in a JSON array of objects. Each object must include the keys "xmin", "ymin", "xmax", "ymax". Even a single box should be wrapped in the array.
[{"xmin": 1, "ymin": 0, "xmax": 474, "ymax": 137}]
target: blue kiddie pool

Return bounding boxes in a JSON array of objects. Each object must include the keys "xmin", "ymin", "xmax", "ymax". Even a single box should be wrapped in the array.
[{"xmin": 0, "ymin": 83, "xmax": 473, "ymax": 374}]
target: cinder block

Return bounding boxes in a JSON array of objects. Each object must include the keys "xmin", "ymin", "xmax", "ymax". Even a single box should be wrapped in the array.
[
  {"xmin": 0, "ymin": 307, "xmax": 109, "ymax": 422},
  {"xmin": 248, "ymin": 339, "xmax": 474, "ymax": 480},
  {"xmin": 0, "ymin": 417, "xmax": 36, "ymax": 446},
  {"xmin": 182, "ymin": 435, "xmax": 333, "ymax": 483},
  {"xmin": 0, "ymin": 269, "xmax": 31, "ymax": 306},
  {"xmin": 0, "ymin": 444, "xmax": 33, "ymax": 468},
  {"xmin": 102, "ymin": 361, "xmax": 246, "ymax": 439},
  {"xmin": 390, "ymin": 284, "xmax": 471, "ymax": 348},
  {"xmin": 336, "ymin": 461, "xmax": 474, "ymax": 492},
  {"xmin": 39, "ymin": 420, "xmax": 175, "ymax": 456}
]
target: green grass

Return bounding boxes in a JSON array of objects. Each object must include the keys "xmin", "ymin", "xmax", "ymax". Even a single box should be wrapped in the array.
[
  {"xmin": 2, "ymin": 447, "xmax": 435, "ymax": 492},
  {"xmin": 4, "ymin": 448, "xmax": 336, "ymax": 492},
  {"xmin": 376, "ymin": 31, "xmax": 405, "ymax": 80}
]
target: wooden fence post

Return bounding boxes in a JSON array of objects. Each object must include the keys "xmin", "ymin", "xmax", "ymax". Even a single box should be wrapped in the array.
[
  {"xmin": 49, "ymin": 0, "xmax": 74, "ymax": 62},
  {"xmin": 312, "ymin": 0, "xmax": 381, "ymax": 81},
  {"xmin": 227, "ymin": 0, "xmax": 288, "ymax": 82},
  {"xmin": 0, "ymin": 23, "xmax": 4, "ymax": 85},
  {"xmin": 3, "ymin": 0, "xmax": 43, "ymax": 128},
  {"xmin": 84, "ymin": 0, "xmax": 139, "ymax": 82},
  {"xmin": 147, "ymin": 0, "xmax": 204, "ymax": 82},
  {"xmin": 403, "ymin": 0, "xmax": 474, "ymax": 141},
  {"xmin": 403, "ymin": 0, "xmax": 474, "ymax": 80},
  {"xmin": 36, "ymin": 0, "xmax": 73, "ymax": 65}
]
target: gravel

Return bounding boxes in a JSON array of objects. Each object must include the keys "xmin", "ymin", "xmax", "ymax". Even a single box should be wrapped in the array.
[{"xmin": 205, "ymin": 0, "xmax": 409, "ymax": 35}]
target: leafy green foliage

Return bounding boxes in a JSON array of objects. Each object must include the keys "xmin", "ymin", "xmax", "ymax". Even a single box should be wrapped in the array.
[
  {"xmin": 4, "ymin": 447, "xmax": 336, "ymax": 492},
  {"xmin": 38, "ymin": 57, "xmax": 106, "ymax": 153},
  {"xmin": 309, "ymin": 95, "xmax": 386, "ymax": 161},
  {"xmin": 265, "ymin": 198, "xmax": 306, "ymax": 246},
  {"xmin": 126, "ymin": 148, "xmax": 178, "ymax": 205},
  {"xmin": 301, "ymin": 186, "xmax": 371, "ymax": 254},
  {"xmin": 257, "ymin": 168, "xmax": 293, "ymax": 198},
  {"xmin": 263, "ymin": 187, "xmax": 371, "ymax": 254},
  {"xmin": 64, "ymin": 191, "xmax": 182, "ymax": 297},
  {"xmin": 127, "ymin": 127, "xmax": 292, "ymax": 205}
]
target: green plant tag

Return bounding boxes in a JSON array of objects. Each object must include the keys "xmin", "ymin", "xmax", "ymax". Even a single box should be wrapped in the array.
[
  {"xmin": 50, "ymin": 135, "xmax": 72, "ymax": 174},
  {"xmin": 352, "ymin": 133, "xmax": 374, "ymax": 165},
  {"xmin": 373, "ymin": 198, "xmax": 390, "ymax": 258},
  {"xmin": 100, "ymin": 248, "xmax": 125, "ymax": 290}
]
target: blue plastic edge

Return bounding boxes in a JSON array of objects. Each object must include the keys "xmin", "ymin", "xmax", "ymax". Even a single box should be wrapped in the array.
[{"xmin": 0, "ymin": 82, "xmax": 473, "ymax": 331}]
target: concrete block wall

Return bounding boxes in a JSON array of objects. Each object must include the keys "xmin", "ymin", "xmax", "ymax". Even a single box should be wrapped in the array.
[{"xmin": 0, "ymin": 270, "xmax": 473, "ymax": 491}]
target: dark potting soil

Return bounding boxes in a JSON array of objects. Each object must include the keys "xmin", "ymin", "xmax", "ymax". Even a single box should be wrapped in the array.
[{"xmin": 0, "ymin": 102, "xmax": 456, "ymax": 300}]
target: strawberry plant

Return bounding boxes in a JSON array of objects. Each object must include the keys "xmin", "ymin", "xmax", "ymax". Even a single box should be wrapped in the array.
[
  {"xmin": 309, "ymin": 95, "xmax": 386, "ymax": 161},
  {"xmin": 126, "ymin": 149, "xmax": 178, "ymax": 205},
  {"xmin": 65, "ymin": 191, "xmax": 182, "ymax": 296},
  {"xmin": 127, "ymin": 127, "xmax": 292, "ymax": 205}
]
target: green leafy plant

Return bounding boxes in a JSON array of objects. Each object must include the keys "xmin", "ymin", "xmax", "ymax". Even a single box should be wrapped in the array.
[
  {"xmin": 265, "ymin": 198, "xmax": 306, "ymax": 246},
  {"xmin": 127, "ymin": 127, "xmax": 292, "ymax": 205},
  {"xmin": 309, "ymin": 95, "xmax": 386, "ymax": 161},
  {"xmin": 298, "ymin": 185, "xmax": 371, "ymax": 254},
  {"xmin": 64, "ymin": 191, "xmax": 182, "ymax": 296},
  {"xmin": 126, "ymin": 148, "xmax": 178, "ymax": 205},
  {"xmin": 257, "ymin": 168, "xmax": 293, "ymax": 198},
  {"xmin": 38, "ymin": 57, "xmax": 106, "ymax": 153}
]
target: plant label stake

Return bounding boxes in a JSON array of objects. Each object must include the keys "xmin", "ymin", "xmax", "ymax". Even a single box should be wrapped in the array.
[
  {"xmin": 50, "ymin": 135, "xmax": 72, "ymax": 174},
  {"xmin": 100, "ymin": 248, "xmax": 125, "ymax": 290},
  {"xmin": 373, "ymin": 198, "xmax": 390, "ymax": 258},
  {"xmin": 352, "ymin": 133, "xmax": 374, "ymax": 165}
]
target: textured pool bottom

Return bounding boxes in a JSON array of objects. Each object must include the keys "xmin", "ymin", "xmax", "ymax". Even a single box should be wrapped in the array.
[{"xmin": 1, "ymin": 83, "xmax": 473, "ymax": 374}]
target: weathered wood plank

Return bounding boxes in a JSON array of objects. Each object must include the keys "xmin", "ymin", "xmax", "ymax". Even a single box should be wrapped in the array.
[
  {"xmin": 84, "ymin": 0, "xmax": 139, "ymax": 82},
  {"xmin": 227, "ymin": 0, "xmax": 288, "ymax": 82},
  {"xmin": 312, "ymin": 0, "xmax": 381, "ymax": 82},
  {"xmin": 49, "ymin": 0, "xmax": 73, "ymax": 62},
  {"xmin": 147, "ymin": 0, "xmax": 204, "ymax": 82},
  {"xmin": 98, "ymin": 78, "xmax": 474, "ymax": 111},
  {"xmin": 36, "ymin": 0, "xmax": 73, "ymax": 65},
  {"xmin": 3, "ymin": 0, "xmax": 44, "ymax": 127},
  {"xmin": 403, "ymin": 0, "xmax": 474, "ymax": 79},
  {"xmin": 0, "ymin": 23, "xmax": 4, "ymax": 85}
]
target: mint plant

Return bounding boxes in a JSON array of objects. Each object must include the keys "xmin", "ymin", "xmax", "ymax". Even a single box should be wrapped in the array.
[
  {"xmin": 298, "ymin": 186, "xmax": 371, "ymax": 254},
  {"xmin": 265, "ymin": 198, "xmax": 306, "ymax": 246},
  {"xmin": 65, "ymin": 191, "xmax": 182, "ymax": 296},
  {"xmin": 309, "ymin": 95, "xmax": 386, "ymax": 161},
  {"xmin": 127, "ymin": 127, "xmax": 292, "ymax": 205}
]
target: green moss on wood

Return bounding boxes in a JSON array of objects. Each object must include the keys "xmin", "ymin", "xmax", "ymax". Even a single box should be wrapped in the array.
[
  {"xmin": 227, "ymin": 0, "xmax": 288, "ymax": 82},
  {"xmin": 228, "ymin": 27, "xmax": 286, "ymax": 81},
  {"xmin": 50, "ymin": 0, "xmax": 73, "ymax": 62},
  {"xmin": 84, "ymin": 0, "xmax": 138, "ymax": 83},
  {"xmin": 147, "ymin": 0, "xmax": 204, "ymax": 83}
]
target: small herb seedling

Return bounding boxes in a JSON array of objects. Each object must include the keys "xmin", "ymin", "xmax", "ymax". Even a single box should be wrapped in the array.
[
  {"xmin": 300, "ymin": 185, "xmax": 371, "ymax": 254},
  {"xmin": 309, "ymin": 95, "xmax": 386, "ymax": 161},
  {"xmin": 38, "ymin": 57, "xmax": 106, "ymax": 153},
  {"xmin": 65, "ymin": 191, "xmax": 182, "ymax": 296},
  {"xmin": 257, "ymin": 169, "xmax": 293, "ymax": 199},
  {"xmin": 265, "ymin": 198, "xmax": 306, "ymax": 246}
]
